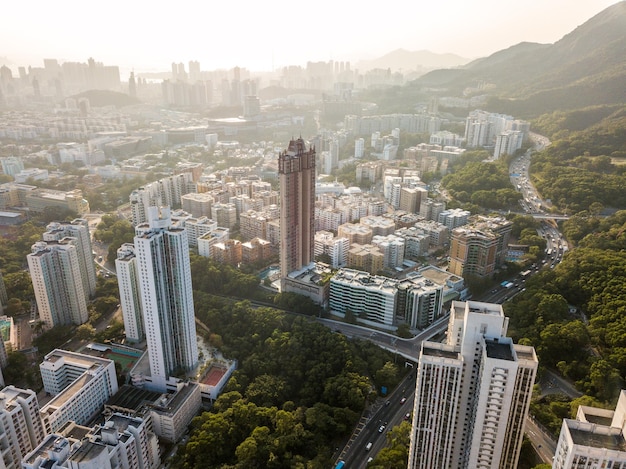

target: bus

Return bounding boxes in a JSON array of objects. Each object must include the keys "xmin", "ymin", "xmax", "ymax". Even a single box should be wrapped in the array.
[
  {"xmin": 520, "ymin": 270, "xmax": 532, "ymax": 278},
  {"xmin": 335, "ymin": 461, "xmax": 346, "ymax": 469}
]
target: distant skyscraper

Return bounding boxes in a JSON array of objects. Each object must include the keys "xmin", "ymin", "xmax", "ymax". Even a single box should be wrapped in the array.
[
  {"xmin": 129, "ymin": 71, "xmax": 137, "ymax": 98},
  {"xmin": 134, "ymin": 207, "xmax": 198, "ymax": 392},
  {"xmin": 279, "ymin": 137, "xmax": 316, "ymax": 279},
  {"xmin": 408, "ymin": 300, "xmax": 538, "ymax": 469}
]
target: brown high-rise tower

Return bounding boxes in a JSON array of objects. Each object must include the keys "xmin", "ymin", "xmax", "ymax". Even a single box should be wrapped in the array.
[{"xmin": 279, "ymin": 137, "xmax": 316, "ymax": 279}]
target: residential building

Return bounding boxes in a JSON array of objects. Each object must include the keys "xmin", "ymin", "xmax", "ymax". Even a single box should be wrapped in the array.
[
  {"xmin": 314, "ymin": 231, "xmax": 349, "ymax": 268},
  {"xmin": 27, "ymin": 240, "xmax": 88, "ymax": 328},
  {"xmin": 338, "ymin": 223, "xmax": 373, "ymax": 245},
  {"xmin": 438, "ymin": 208, "xmax": 470, "ymax": 230},
  {"xmin": 329, "ymin": 269, "xmax": 398, "ymax": 326},
  {"xmin": 408, "ymin": 300, "xmax": 538, "ymax": 469},
  {"xmin": 211, "ymin": 203, "xmax": 237, "ymax": 229},
  {"xmin": 115, "ymin": 244, "xmax": 144, "ymax": 343},
  {"xmin": 148, "ymin": 382, "xmax": 201, "ymax": 443},
  {"xmin": 21, "ymin": 412, "xmax": 160, "ymax": 469},
  {"xmin": 420, "ymin": 198, "xmax": 445, "ymax": 222},
  {"xmin": 183, "ymin": 216, "xmax": 218, "ymax": 247},
  {"xmin": 347, "ymin": 244, "xmax": 384, "ymax": 274},
  {"xmin": 395, "ymin": 226, "xmax": 430, "ymax": 259},
  {"xmin": 39, "ymin": 350, "xmax": 119, "ymax": 434},
  {"xmin": 395, "ymin": 273, "xmax": 444, "ymax": 329},
  {"xmin": 129, "ymin": 173, "xmax": 195, "ymax": 226},
  {"xmin": 0, "ymin": 386, "xmax": 45, "ymax": 469},
  {"xmin": 181, "ymin": 192, "xmax": 213, "ymax": 218},
  {"xmin": 448, "ymin": 216, "xmax": 512, "ymax": 279},
  {"xmin": 213, "ymin": 239, "xmax": 243, "ymax": 265},
  {"xmin": 279, "ymin": 137, "xmax": 316, "ymax": 280},
  {"xmin": 197, "ymin": 227, "xmax": 229, "ymax": 258},
  {"xmin": 553, "ymin": 390, "xmax": 626, "ymax": 468},
  {"xmin": 25, "ymin": 189, "xmax": 90, "ymax": 215},
  {"xmin": 371, "ymin": 234, "xmax": 405, "ymax": 270},
  {"xmin": 42, "ymin": 219, "xmax": 97, "ymax": 299},
  {"xmin": 133, "ymin": 206, "xmax": 198, "ymax": 392},
  {"xmin": 241, "ymin": 238, "xmax": 272, "ymax": 264}
]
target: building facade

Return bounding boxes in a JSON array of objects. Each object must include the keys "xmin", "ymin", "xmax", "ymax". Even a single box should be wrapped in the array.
[
  {"xmin": 408, "ymin": 300, "xmax": 537, "ymax": 469},
  {"xmin": 115, "ymin": 244, "xmax": 145, "ymax": 343},
  {"xmin": 279, "ymin": 137, "xmax": 316, "ymax": 279},
  {"xmin": 133, "ymin": 207, "xmax": 198, "ymax": 392},
  {"xmin": 27, "ymin": 240, "xmax": 89, "ymax": 328}
]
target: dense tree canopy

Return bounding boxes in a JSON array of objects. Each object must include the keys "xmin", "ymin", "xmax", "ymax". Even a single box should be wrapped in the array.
[
  {"xmin": 176, "ymin": 297, "xmax": 406, "ymax": 468},
  {"xmin": 506, "ymin": 210, "xmax": 626, "ymax": 409}
]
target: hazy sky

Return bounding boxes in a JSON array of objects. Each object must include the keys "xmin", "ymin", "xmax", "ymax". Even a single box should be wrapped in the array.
[{"xmin": 1, "ymin": 0, "xmax": 622, "ymax": 74}]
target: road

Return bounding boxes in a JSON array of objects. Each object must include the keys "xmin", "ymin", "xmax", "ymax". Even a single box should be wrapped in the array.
[
  {"xmin": 525, "ymin": 416, "xmax": 557, "ymax": 463},
  {"xmin": 337, "ymin": 372, "xmax": 416, "ymax": 468}
]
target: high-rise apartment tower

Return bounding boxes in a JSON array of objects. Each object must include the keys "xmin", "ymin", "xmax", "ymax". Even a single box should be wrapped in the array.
[
  {"xmin": 134, "ymin": 206, "xmax": 198, "ymax": 392},
  {"xmin": 278, "ymin": 137, "xmax": 316, "ymax": 279},
  {"xmin": 408, "ymin": 300, "xmax": 537, "ymax": 469}
]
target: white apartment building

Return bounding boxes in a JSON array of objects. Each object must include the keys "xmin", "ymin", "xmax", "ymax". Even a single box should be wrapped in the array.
[
  {"xmin": 371, "ymin": 234, "xmax": 405, "ymax": 269},
  {"xmin": 552, "ymin": 390, "xmax": 626, "ymax": 469},
  {"xmin": 408, "ymin": 300, "xmax": 538, "ymax": 469},
  {"xmin": 394, "ymin": 226, "xmax": 430, "ymax": 258},
  {"xmin": 314, "ymin": 231, "xmax": 349, "ymax": 268},
  {"xmin": 438, "ymin": 208, "xmax": 470, "ymax": 230},
  {"xmin": 42, "ymin": 219, "xmax": 97, "ymax": 300},
  {"xmin": 419, "ymin": 198, "xmax": 446, "ymax": 222},
  {"xmin": 330, "ymin": 269, "xmax": 397, "ymax": 325},
  {"xmin": 22, "ymin": 412, "xmax": 160, "ymax": 469},
  {"xmin": 414, "ymin": 220, "xmax": 450, "ymax": 247},
  {"xmin": 27, "ymin": 240, "xmax": 88, "ymax": 328},
  {"xmin": 315, "ymin": 207, "xmax": 345, "ymax": 232},
  {"xmin": 115, "ymin": 244, "xmax": 144, "ymax": 343},
  {"xmin": 148, "ymin": 382, "xmax": 201, "ymax": 443},
  {"xmin": 181, "ymin": 192, "xmax": 213, "ymax": 218},
  {"xmin": 134, "ymin": 207, "xmax": 198, "ymax": 392},
  {"xmin": 183, "ymin": 216, "xmax": 218, "ymax": 247},
  {"xmin": 129, "ymin": 173, "xmax": 195, "ymax": 226},
  {"xmin": 197, "ymin": 227, "xmax": 230, "ymax": 258},
  {"xmin": 39, "ymin": 350, "xmax": 119, "ymax": 434},
  {"xmin": 354, "ymin": 137, "xmax": 365, "ymax": 158},
  {"xmin": 0, "ymin": 386, "xmax": 45, "ymax": 469},
  {"xmin": 211, "ymin": 202, "xmax": 237, "ymax": 229},
  {"xmin": 395, "ymin": 274, "xmax": 444, "ymax": 330},
  {"xmin": 494, "ymin": 130, "xmax": 524, "ymax": 159}
]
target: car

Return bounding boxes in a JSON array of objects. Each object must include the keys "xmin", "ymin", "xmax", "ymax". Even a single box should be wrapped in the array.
[
  {"xmin": 378, "ymin": 424, "xmax": 386, "ymax": 433},
  {"xmin": 365, "ymin": 442, "xmax": 372, "ymax": 451},
  {"xmin": 400, "ymin": 397, "xmax": 407, "ymax": 404},
  {"xmin": 404, "ymin": 412, "xmax": 411, "ymax": 420},
  {"xmin": 385, "ymin": 400, "xmax": 390, "ymax": 406}
]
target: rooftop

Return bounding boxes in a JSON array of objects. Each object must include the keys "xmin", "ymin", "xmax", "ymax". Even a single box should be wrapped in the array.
[
  {"xmin": 485, "ymin": 339, "xmax": 514, "ymax": 361},
  {"xmin": 569, "ymin": 424, "xmax": 626, "ymax": 452}
]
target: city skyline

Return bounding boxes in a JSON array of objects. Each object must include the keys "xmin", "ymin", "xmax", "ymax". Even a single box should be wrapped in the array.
[{"xmin": 1, "ymin": 0, "xmax": 622, "ymax": 74}]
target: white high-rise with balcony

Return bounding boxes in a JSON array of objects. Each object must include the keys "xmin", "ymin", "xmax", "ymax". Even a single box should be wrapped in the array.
[
  {"xmin": 408, "ymin": 300, "xmax": 537, "ymax": 469},
  {"xmin": 27, "ymin": 240, "xmax": 88, "ymax": 328},
  {"xmin": 134, "ymin": 206, "xmax": 198, "ymax": 392},
  {"xmin": 115, "ymin": 243, "xmax": 144, "ymax": 343}
]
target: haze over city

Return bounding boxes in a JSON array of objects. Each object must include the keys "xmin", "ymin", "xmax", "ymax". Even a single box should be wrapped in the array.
[{"xmin": 1, "ymin": 0, "xmax": 622, "ymax": 73}]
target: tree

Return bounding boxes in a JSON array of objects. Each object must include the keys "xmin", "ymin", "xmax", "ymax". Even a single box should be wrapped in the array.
[
  {"xmin": 374, "ymin": 361, "xmax": 400, "ymax": 393},
  {"xmin": 76, "ymin": 324, "xmax": 96, "ymax": 341}
]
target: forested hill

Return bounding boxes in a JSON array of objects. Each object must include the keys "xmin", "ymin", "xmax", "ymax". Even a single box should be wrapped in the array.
[
  {"xmin": 527, "ymin": 105, "xmax": 626, "ymax": 213},
  {"xmin": 399, "ymin": 2, "xmax": 626, "ymax": 117}
]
